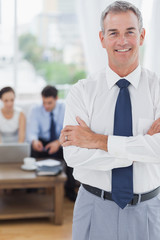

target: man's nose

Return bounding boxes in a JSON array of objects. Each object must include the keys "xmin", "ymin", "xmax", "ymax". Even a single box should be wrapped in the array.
[{"xmin": 117, "ymin": 35, "xmax": 128, "ymax": 45}]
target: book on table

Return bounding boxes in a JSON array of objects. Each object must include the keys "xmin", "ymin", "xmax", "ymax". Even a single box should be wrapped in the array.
[{"xmin": 36, "ymin": 159, "xmax": 63, "ymax": 176}]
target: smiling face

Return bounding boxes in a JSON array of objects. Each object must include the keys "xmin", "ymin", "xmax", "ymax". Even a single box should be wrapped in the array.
[{"xmin": 99, "ymin": 10, "xmax": 145, "ymax": 76}]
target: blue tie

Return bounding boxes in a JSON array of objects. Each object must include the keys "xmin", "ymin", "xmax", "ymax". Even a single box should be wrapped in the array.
[
  {"xmin": 50, "ymin": 112, "xmax": 57, "ymax": 141},
  {"xmin": 112, "ymin": 79, "xmax": 133, "ymax": 209}
]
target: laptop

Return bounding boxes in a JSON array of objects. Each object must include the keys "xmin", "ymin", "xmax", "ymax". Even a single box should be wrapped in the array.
[{"xmin": 0, "ymin": 143, "xmax": 30, "ymax": 163}]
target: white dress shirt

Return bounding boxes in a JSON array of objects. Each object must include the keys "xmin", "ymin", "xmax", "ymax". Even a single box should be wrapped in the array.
[{"xmin": 63, "ymin": 65, "xmax": 160, "ymax": 194}]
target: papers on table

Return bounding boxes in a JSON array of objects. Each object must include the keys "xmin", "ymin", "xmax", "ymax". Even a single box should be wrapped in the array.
[
  {"xmin": 35, "ymin": 159, "xmax": 62, "ymax": 176},
  {"xmin": 36, "ymin": 159, "xmax": 61, "ymax": 167}
]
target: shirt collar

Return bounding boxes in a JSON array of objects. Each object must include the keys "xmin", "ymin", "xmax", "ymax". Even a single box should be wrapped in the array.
[{"xmin": 106, "ymin": 65, "xmax": 141, "ymax": 90}]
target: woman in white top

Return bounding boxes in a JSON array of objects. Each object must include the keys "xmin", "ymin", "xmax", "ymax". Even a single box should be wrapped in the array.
[{"xmin": 0, "ymin": 87, "xmax": 26, "ymax": 143}]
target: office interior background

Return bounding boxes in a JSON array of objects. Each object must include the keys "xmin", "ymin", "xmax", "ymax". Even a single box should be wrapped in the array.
[
  {"xmin": 0, "ymin": 0, "xmax": 159, "ymax": 101},
  {"xmin": 0, "ymin": 0, "xmax": 159, "ymax": 239}
]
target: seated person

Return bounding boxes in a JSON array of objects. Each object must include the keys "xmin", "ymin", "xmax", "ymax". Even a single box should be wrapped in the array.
[
  {"xmin": 0, "ymin": 86, "xmax": 26, "ymax": 143},
  {"xmin": 27, "ymin": 85, "xmax": 77, "ymax": 201}
]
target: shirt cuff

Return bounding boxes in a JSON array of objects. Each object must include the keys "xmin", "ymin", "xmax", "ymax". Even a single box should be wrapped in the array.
[{"xmin": 108, "ymin": 135, "xmax": 126, "ymax": 158}]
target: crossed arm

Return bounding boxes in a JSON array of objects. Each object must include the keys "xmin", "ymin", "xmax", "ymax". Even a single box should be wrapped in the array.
[
  {"xmin": 60, "ymin": 116, "xmax": 108, "ymax": 151},
  {"xmin": 60, "ymin": 116, "xmax": 160, "ymax": 151}
]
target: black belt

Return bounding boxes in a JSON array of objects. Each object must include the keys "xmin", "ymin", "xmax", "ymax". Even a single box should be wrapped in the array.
[{"xmin": 82, "ymin": 184, "xmax": 160, "ymax": 205}]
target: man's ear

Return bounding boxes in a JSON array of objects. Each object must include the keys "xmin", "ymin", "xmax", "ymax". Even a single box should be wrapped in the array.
[
  {"xmin": 99, "ymin": 31, "xmax": 106, "ymax": 48},
  {"xmin": 140, "ymin": 28, "xmax": 145, "ymax": 46}
]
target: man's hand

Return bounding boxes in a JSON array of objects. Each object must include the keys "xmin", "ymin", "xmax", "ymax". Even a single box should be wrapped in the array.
[
  {"xmin": 60, "ymin": 116, "xmax": 108, "ymax": 151},
  {"xmin": 32, "ymin": 140, "xmax": 43, "ymax": 152},
  {"xmin": 147, "ymin": 118, "xmax": 160, "ymax": 136},
  {"xmin": 45, "ymin": 140, "xmax": 61, "ymax": 154}
]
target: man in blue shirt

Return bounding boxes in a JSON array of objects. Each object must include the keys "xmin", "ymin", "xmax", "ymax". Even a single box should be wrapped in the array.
[{"xmin": 27, "ymin": 85, "xmax": 76, "ymax": 201}]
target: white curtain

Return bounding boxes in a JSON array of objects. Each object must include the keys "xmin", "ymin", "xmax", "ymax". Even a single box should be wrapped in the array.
[
  {"xmin": 143, "ymin": 0, "xmax": 160, "ymax": 76},
  {"xmin": 76, "ymin": 0, "xmax": 143, "ymax": 74},
  {"xmin": 76, "ymin": 0, "xmax": 110, "ymax": 74}
]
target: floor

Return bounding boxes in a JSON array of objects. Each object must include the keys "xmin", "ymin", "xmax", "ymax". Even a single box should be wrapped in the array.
[{"xmin": 0, "ymin": 197, "xmax": 74, "ymax": 240}]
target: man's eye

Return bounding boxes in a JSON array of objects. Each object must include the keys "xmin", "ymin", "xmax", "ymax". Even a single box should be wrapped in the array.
[
  {"xmin": 128, "ymin": 31, "xmax": 134, "ymax": 34},
  {"xmin": 110, "ymin": 32, "xmax": 117, "ymax": 36}
]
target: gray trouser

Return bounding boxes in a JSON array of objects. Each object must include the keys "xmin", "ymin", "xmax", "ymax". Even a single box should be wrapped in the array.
[{"xmin": 72, "ymin": 185, "xmax": 160, "ymax": 240}]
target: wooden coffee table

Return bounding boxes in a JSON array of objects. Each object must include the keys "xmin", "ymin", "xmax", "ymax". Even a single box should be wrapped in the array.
[{"xmin": 0, "ymin": 163, "xmax": 66, "ymax": 225}]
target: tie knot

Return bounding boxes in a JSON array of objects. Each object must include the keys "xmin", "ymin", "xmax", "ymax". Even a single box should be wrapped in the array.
[
  {"xmin": 116, "ymin": 79, "xmax": 130, "ymax": 89},
  {"xmin": 50, "ymin": 112, "xmax": 53, "ymax": 117}
]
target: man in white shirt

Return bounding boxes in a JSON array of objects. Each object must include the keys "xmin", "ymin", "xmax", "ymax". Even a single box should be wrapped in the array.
[{"xmin": 60, "ymin": 1, "xmax": 160, "ymax": 239}]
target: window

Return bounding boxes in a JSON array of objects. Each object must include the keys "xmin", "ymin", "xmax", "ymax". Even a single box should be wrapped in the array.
[
  {"xmin": 0, "ymin": 0, "xmax": 14, "ymax": 89},
  {"xmin": 0, "ymin": 0, "xmax": 86, "ymax": 100}
]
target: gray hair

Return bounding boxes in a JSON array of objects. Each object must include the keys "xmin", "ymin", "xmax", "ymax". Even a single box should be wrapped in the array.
[{"xmin": 100, "ymin": 1, "xmax": 143, "ymax": 34}]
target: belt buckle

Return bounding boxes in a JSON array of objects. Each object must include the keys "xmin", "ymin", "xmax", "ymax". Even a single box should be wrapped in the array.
[
  {"xmin": 101, "ymin": 190, "xmax": 105, "ymax": 200},
  {"xmin": 131, "ymin": 194, "xmax": 141, "ymax": 205}
]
